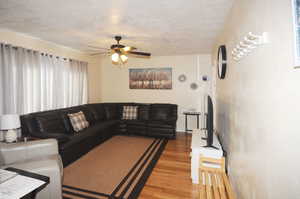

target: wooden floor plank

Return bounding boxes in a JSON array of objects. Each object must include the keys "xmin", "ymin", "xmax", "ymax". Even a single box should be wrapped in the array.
[{"xmin": 139, "ymin": 133, "xmax": 199, "ymax": 199}]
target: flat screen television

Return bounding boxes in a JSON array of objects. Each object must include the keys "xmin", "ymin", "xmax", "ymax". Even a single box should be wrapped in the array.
[{"xmin": 204, "ymin": 95, "xmax": 218, "ymax": 149}]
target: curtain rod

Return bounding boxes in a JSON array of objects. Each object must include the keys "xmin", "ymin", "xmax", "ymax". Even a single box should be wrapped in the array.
[
  {"xmin": 40, "ymin": 53, "xmax": 69, "ymax": 61},
  {"xmin": 0, "ymin": 42, "xmax": 84, "ymax": 62}
]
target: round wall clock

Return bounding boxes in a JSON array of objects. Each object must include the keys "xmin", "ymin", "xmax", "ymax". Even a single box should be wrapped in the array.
[{"xmin": 217, "ymin": 45, "xmax": 227, "ymax": 79}]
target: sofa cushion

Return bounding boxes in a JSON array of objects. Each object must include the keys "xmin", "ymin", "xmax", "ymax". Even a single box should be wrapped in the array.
[
  {"xmin": 122, "ymin": 106, "xmax": 138, "ymax": 120},
  {"xmin": 20, "ymin": 114, "xmax": 39, "ymax": 137},
  {"xmin": 104, "ymin": 104, "xmax": 120, "ymax": 120},
  {"xmin": 148, "ymin": 121, "xmax": 174, "ymax": 129},
  {"xmin": 68, "ymin": 111, "xmax": 90, "ymax": 132},
  {"xmin": 35, "ymin": 112, "xmax": 67, "ymax": 135},
  {"xmin": 90, "ymin": 120, "xmax": 119, "ymax": 132},
  {"xmin": 59, "ymin": 131, "xmax": 91, "ymax": 151},
  {"xmin": 59, "ymin": 120, "xmax": 119, "ymax": 151},
  {"xmin": 150, "ymin": 105, "xmax": 171, "ymax": 121},
  {"xmin": 87, "ymin": 104, "xmax": 106, "ymax": 121},
  {"xmin": 124, "ymin": 120, "xmax": 146, "ymax": 126},
  {"xmin": 80, "ymin": 105, "xmax": 97, "ymax": 125},
  {"xmin": 137, "ymin": 104, "xmax": 150, "ymax": 121}
]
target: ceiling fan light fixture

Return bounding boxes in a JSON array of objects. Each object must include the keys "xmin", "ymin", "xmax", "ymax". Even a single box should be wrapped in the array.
[
  {"xmin": 102, "ymin": 36, "xmax": 150, "ymax": 66},
  {"xmin": 111, "ymin": 52, "xmax": 119, "ymax": 62},
  {"xmin": 120, "ymin": 54, "xmax": 128, "ymax": 62},
  {"xmin": 123, "ymin": 46, "xmax": 131, "ymax": 51}
]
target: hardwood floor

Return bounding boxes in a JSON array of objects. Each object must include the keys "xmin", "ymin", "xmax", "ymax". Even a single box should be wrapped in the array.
[{"xmin": 139, "ymin": 132, "xmax": 199, "ymax": 199}]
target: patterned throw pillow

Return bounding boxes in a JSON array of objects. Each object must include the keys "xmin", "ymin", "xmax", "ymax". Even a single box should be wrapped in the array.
[
  {"xmin": 68, "ymin": 111, "xmax": 89, "ymax": 132},
  {"xmin": 122, "ymin": 106, "xmax": 138, "ymax": 120}
]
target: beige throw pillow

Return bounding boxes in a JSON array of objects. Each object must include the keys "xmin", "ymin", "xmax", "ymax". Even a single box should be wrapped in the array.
[
  {"xmin": 68, "ymin": 111, "xmax": 89, "ymax": 132},
  {"xmin": 122, "ymin": 106, "xmax": 138, "ymax": 120}
]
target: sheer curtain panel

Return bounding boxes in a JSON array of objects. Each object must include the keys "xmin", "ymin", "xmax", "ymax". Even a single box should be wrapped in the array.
[{"xmin": 0, "ymin": 43, "xmax": 88, "ymax": 115}]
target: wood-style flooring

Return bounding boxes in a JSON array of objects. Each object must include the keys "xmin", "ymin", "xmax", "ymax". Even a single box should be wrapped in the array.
[{"xmin": 139, "ymin": 132, "xmax": 199, "ymax": 199}]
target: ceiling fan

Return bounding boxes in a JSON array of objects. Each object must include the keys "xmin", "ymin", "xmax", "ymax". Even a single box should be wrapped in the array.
[{"xmin": 89, "ymin": 36, "xmax": 151, "ymax": 65}]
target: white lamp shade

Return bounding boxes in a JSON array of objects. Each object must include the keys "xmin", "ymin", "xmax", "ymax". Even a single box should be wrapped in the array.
[
  {"xmin": 0, "ymin": 114, "xmax": 21, "ymax": 130},
  {"xmin": 120, "ymin": 54, "xmax": 128, "ymax": 63},
  {"xmin": 111, "ymin": 52, "xmax": 119, "ymax": 62}
]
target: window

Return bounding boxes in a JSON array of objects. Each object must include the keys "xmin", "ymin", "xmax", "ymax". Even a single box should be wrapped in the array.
[{"xmin": 0, "ymin": 43, "xmax": 88, "ymax": 114}]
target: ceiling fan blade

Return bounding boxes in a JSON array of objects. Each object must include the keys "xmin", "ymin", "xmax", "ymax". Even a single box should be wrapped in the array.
[
  {"xmin": 123, "ymin": 46, "xmax": 137, "ymax": 52},
  {"xmin": 89, "ymin": 52, "xmax": 110, "ymax": 56},
  {"xmin": 128, "ymin": 51, "xmax": 151, "ymax": 56},
  {"xmin": 87, "ymin": 45, "xmax": 110, "ymax": 50},
  {"xmin": 86, "ymin": 49, "xmax": 110, "ymax": 53}
]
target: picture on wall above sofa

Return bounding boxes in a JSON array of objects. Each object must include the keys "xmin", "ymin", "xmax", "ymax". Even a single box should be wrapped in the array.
[{"xmin": 129, "ymin": 68, "xmax": 172, "ymax": 89}]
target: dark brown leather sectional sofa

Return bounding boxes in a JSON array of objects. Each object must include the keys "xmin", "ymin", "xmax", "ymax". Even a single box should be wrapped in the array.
[{"xmin": 21, "ymin": 103, "xmax": 178, "ymax": 167}]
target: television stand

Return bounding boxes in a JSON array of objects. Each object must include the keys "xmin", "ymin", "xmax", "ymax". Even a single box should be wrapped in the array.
[
  {"xmin": 190, "ymin": 129, "xmax": 223, "ymax": 184},
  {"xmin": 201, "ymin": 135, "xmax": 219, "ymax": 149},
  {"xmin": 203, "ymin": 145, "xmax": 219, "ymax": 150}
]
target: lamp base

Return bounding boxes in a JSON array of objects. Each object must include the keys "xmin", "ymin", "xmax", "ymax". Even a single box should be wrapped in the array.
[
  {"xmin": 0, "ymin": 131, "xmax": 5, "ymax": 142},
  {"xmin": 5, "ymin": 129, "xmax": 18, "ymax": 143}
]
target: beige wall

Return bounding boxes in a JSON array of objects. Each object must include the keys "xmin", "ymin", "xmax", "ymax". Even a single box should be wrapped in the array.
[
  {"xmin": 87, "ymin": 55, "xmax": 102, "ymax": 103},
  {"xmin": 100, "ymin": 54, "xmax": 212, "ymax": 131},
  {"xmin": 0, "ymin": 29, "xmax": 102, "ymax": 103},
  {"xmin": 213, "ymin": 1, "xmax": 300, "ymax": 198}
]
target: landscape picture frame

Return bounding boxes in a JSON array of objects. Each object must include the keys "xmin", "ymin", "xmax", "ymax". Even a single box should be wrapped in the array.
[{"xmin": 129, "ymin": 68, "xmax": 172, "ymax": 89}]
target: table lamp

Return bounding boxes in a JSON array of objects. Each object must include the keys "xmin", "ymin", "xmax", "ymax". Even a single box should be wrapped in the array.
[{"xmin": 0, "ymin": 114, "xmax": 20, "ymax": 143}]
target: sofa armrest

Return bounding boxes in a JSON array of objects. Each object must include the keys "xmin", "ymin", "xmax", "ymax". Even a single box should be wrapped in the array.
[
  {"xmin": 170, "ymin": 105, "xmax": 178, "ymax": 119},
  {"xmin": 164, "ymin": 117, "xmax": 177, "ymax": 125},
  {"xmin": 0, "ymin": 139, "xmax": 59, "ymax": 165},
  {"xmin": 29, "ymin": 133, "xmax": 70, "ymax": 144}
]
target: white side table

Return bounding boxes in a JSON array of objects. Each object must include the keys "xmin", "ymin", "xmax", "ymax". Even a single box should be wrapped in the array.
[{"xmin": 190, "ymin": 129, "xmax": 223, "ymax": 184}]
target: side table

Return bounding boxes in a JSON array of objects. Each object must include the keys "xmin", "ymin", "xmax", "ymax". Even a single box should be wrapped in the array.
[
  {"xmin": 4, "ymin": 167, "xmax": 49, "ymax": 199},
  {"xmin": 183, "ymin": 111, "xmax": 201, "ymax": 132}
]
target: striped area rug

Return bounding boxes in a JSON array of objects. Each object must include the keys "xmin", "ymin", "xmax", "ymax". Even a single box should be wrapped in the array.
[{"xmin": 63, "ymin": 135, "xmax": 168, "ymax": 199}]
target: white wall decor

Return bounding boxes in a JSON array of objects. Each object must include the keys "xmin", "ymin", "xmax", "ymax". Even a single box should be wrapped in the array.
[
  {"xmin": 178, "ymin": 74, "xmax": 187, "ymax": 82},
  {"xmin": 292, "ymin": 0, "xmax": 300, "ymax": 67},
  {"xmin": 231, "ymin": 32, "xmax": 269, "ymax": 61}
]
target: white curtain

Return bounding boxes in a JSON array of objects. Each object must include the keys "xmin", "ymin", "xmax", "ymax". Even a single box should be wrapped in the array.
[{"xmin": 0, "ymin": 43, "xmax": 88, "ymax": 115}]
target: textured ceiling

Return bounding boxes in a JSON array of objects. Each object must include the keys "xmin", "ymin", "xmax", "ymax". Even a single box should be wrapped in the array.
[{"xmin": 0, "ymin": 0, "xmax": 234, "ymax": 56}]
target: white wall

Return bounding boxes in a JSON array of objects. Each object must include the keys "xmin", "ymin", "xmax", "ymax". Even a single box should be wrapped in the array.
[
  {"xmin": 100, "ymin": 54, "xmax": 212, "ymax": 131},
  {"xmin": 0, "ymin": 29, "xmax": 102, "ymax": 103},
  {"xmin": 213, "ymin": 1, "xmax": 300, "ymax": 198}
]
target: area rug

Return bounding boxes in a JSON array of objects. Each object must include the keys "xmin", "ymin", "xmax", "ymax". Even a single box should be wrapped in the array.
[{"xmin": 62, "ymin": 135, "xmax": 168, "ymax": 199}]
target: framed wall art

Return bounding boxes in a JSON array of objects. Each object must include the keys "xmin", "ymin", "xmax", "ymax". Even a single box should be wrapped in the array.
[{"xmin": 129, "ymin": 68, "xmax": 172, "ymax": 89}]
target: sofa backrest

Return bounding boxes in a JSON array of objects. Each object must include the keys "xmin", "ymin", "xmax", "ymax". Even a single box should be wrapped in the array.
[
  {"xmin": 149, "ymin": 104, "xmax": 178, "ymax": 121},
  {"xmin": 136, "ymin": 103, "xmax": 151, "ymax": 121},
  {"xmin": 103, "ymin": 103, "xmax": 121, "ymax": 120},
  {"xmin": 21, "ymin": 102, "xmax": 178, "ymax": 137},
  {"xmin": 21, "ymin": 114, "xmax": 40, "ymax": 137},
  {"xmin": 60, "ymin": 105, "xmax": 96, "ymax": 133},
  {"xmin": 21, "ymin": 109, "xmax": 69, "ymax": 137},
  {"xmin": 102, "ymin": 103, "xmax": 138, "ymax": 120},
  {"xmin": 21, "ymin": 104, "xmax": 96, "ymax": 136},
  {"xmin": 117, "ymin": 103, "xmax": 138, "ymax": 120},
  {"xmin": 86, "ymin": 103, "xmax": 106, "ymax": 122}
]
